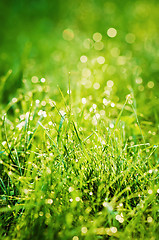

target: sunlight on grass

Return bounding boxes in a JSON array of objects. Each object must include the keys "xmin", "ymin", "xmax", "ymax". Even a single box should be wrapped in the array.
[{"xmin": 0, "ymin": 0, "xmax": 159, "ymax": 239}]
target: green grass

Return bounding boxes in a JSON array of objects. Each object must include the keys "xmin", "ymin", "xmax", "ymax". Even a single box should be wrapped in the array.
[
  {"xmin": 0, "ymin": 0, "xmax": 159, "ymax": 239},
  {"xmin": 0, "ymin": 85, "xmax": 158, "ymax": 239}
]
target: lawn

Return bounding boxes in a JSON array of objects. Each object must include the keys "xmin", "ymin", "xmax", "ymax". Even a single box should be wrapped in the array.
[{"xmin": 0, "ymin": 0, "xmax": 159, "ymax": 239}]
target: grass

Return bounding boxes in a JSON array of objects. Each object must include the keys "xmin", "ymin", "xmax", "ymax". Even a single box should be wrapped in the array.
[
  {"xmin": 0, "ymin": 84, "xmax": 158, "ymax": 239},
  {"xmin": 0, "ymin": 0, "xmax": 159, "ymax": 239}
]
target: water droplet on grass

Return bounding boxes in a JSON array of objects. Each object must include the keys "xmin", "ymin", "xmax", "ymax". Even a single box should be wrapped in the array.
[
  {"xmin": 93, "ymin": 32, "xmax": 102, "ymax": 42},
  {"xmin": 107, "ymin": 28, "xmax": 117, "ymax": 38},
  {"xmin": 63, "ymin": 28, "xmax": 74, "ymax": 41}
]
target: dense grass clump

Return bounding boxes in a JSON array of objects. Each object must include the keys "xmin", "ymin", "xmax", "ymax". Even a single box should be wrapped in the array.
[{"xmin": 0, "ymin": 90, "xmax": 158, "ymax": 239}]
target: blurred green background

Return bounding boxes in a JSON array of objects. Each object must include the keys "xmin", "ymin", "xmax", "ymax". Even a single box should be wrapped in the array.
[{"xmin": 0, "ymin": 0, "xmax": 159, "ymax": 123}]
